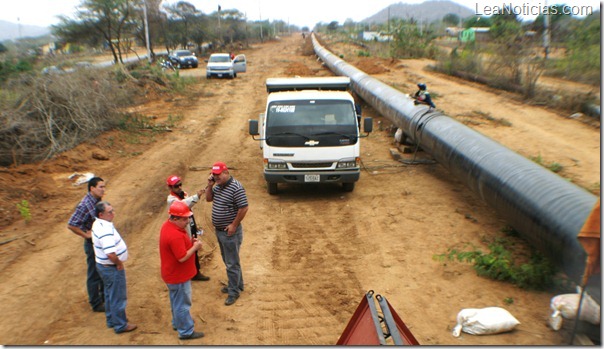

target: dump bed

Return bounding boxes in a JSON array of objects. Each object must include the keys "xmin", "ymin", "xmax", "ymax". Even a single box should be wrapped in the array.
[{"xmin": 266, "ymin": 77, "xmax": 351, "ymax": 93}]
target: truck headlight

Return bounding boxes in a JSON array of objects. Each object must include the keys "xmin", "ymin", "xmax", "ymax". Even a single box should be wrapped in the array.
[
  {"xmin": 265, "ymin": 159, "xmax": 287, "ymax": 170},
  {"xmin": 337, "ymin": 158, "xmax": 359, "ymax": 168}
]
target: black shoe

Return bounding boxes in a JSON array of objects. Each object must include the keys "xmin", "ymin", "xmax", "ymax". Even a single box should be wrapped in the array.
[
  {"xmin": 225, "ymin": 295, "xmax": 239, "ymax": 306},
  {"xmin": 93, "ymin": 304, "xmax": 105, "ymax": 312},
  {"xmin": 192, "ymin": 272, "xmax": 210, "ymax": 281},
  {"xmin": 180, "ymin": 331, "xmax": 205, "ymax": 340}
]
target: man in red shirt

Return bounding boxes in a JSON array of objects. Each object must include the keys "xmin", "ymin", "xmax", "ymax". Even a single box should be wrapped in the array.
[
  {"xmin": 159, "ymin": 201, "xmax": 205, "ymax": 340},
  {"xmin": 166, "ymin": 174, "xmax": 210, "ymax": 281}
]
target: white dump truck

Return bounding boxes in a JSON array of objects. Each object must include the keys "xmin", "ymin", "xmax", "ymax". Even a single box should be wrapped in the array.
[{"xmin": 249, "ymin": 77, "xmax": 372, "ymax": 194}]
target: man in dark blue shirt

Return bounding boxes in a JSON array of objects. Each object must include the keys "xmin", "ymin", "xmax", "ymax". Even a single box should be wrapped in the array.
[{"xmin": 67, "ymin": 176, "xmax": 106, "ymax": 312}]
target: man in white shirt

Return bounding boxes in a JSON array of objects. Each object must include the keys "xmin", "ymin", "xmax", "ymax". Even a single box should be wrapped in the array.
[{"xmin": 92, "ymin": 201, "xmax": 137, "ymax": 334}]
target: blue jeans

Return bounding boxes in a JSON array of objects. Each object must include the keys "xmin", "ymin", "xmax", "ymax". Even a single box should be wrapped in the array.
[
  {"xmin": 216, "ymin": 225, "xmax": 244, "ymax": 297},
  {"xmin": 167, "ymin": 281, "xmax": 195, "ymax": 337},
  {"xmin": 96, "ymin": 263, "xmax": 128, "ymax": 333},
  {"xmin": 84, "ymin": 240, "xmax": 104, "ymax": 309}
]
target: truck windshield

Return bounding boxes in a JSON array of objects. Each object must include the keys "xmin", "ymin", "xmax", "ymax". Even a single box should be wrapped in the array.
[
  {"xmin": 209, "ymin": 55, "xmax": 230, "ymax": 62},
  {"xmin": 265, "ymin": 99, "xmax": 358, "ymax": 147}
]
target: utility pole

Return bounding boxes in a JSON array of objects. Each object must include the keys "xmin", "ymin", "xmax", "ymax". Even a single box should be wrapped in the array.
[
  {"xmin": 259, "ymin": 6, "xmax": 263, "ymax": 42},
  {"xmin": 543, "ymin": 0, "xmax": 550, "ymax": 59},
  {"xmin": 218, "ymin": 5, "xmax": 222, "ymax": 46},
  {"xmin": 143, "ymin": 0, "xmax": 151, "ymax": 63},
  {"xmin": 387, "ymin": 6, "xmax": 390, "ymax": 35}
]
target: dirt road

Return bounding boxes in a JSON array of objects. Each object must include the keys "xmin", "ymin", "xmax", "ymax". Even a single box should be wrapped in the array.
[{"xmin": 0, "ymin": 34, "xmax": 599, "ymax": 345}]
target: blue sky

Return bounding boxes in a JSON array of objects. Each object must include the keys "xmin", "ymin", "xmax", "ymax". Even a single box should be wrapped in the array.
[{"xmin": 1, "ymin": 0, "xmax": 600, "ymax": 28}]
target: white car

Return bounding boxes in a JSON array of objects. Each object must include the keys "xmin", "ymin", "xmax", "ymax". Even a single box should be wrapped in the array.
[{"xmin": 206, "ymin": 53, "xmax": 247, "ymax": 79}]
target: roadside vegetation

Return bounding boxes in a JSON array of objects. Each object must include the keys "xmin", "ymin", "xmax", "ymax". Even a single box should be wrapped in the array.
[
  {"xmin": 0, "ymin": 0, "xmax": 299, "ymax": 167},
  {"xmin": 0, "ymin": 63, "xmax": 191, "ymax": 166},
  {"xmin": 433, "ymin": 225, "xmax": 564, "ymax": 291}
]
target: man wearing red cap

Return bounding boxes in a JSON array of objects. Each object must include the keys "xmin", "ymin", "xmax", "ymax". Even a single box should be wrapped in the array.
[
  {"xmin": 166, "ymin": 175, "xmax": 210, "ymax": 281},
  {"xmin": 205, "ymin": 161, "xmax": 249, "ymax": 306},
  {"xmin": 159, "ymin": 201, "xmax": 205, "ymax": 340}
]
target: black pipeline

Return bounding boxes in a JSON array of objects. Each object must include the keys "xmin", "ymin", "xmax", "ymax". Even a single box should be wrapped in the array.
[{"xmin": 312, "ymin": 34, "xmax": 598, "ymax": 284}]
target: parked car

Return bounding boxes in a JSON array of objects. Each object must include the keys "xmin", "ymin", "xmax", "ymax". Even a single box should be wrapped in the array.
[
  {"xmin": 205, "ymin": 53, "xmax": 247, "ymax": 79},
  {"xmin": 168, "ymin": 49, "xmax": 198, "ymax": 68}
]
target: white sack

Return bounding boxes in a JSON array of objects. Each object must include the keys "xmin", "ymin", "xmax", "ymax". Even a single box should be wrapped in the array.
[
  {"xmin": 452, "ymin": 307, "xmax": 520, "ymax": 337},
  {"xmin": 394, "ymin": 128, "xmax": 403, "ymax": 144},
  {"xmin": 548, "ymin": 287, "xmax": 600, "ymax": 330}
]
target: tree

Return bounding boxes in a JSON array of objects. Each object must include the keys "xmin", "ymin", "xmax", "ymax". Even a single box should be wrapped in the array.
[
  {"xmin": 464, "ymin": 16, "xmax": 492, "ymax": 28},
  {"xmin": 530, "ymin": 4, "xmax": 574, "ymax": 42},
  {"xmin": 52, "ymin": 0, "xmax": 137, "ymax": 64},
  {"xmin": 488, "ymin": 13, "xmax": 525, "ymax": 85},
  {"xmin": 443, "ymin": 13, "xmax": 460, "ymax": 27},
  {"xmin": 390, "ymin": 18, "xmax": 436, "ymax": 59},
  {"xmin": 327, "ymin": 21, "xmax": 339, "ymax": 32},
  {"xmin": 52, "ymin": 16, "xmax": 103, "ymax": 48},
  {"xmin": 164, "ymin": 1, "xmax": 200, "ymax": 49}
]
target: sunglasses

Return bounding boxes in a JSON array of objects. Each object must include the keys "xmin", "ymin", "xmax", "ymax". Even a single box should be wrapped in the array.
[{"xmin": 173, "ymin": 183, "xmax": 182, "ymax": 188}]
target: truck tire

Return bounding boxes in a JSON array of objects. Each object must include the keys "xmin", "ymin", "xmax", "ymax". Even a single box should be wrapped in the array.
[
  {"xmin": 267, "ymin": 182, "xmax": 278, "ymax": 195},
  {"xmin": 342, "ymin": 182, "xmax": 355, "ymax": 192}
]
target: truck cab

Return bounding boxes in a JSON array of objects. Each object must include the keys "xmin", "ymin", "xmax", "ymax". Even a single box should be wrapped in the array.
[{"xmin": 249, "ymin": 77, "xmax": 372, "ymax": 194}]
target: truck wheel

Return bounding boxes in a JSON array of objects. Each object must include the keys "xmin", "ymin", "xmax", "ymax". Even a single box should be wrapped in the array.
[
  {"xmin": 267, "ymin": 182, "xmax": 278, "ymax": 195},
  {"xmin": 342, "ymin": 182, "xmax": 355, "ymax": 192}
]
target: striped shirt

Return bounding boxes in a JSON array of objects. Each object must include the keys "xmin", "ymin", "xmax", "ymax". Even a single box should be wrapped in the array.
[
  {"xmin": 211, "ymin": 177, "xmax": 248, "ymax": 229},
  {"xmin": 92, "ymin": 218, "xmax": 129, "ymax": 265}
]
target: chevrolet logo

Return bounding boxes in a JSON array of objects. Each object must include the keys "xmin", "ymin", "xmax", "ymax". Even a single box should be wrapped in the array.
[{"xmin": 304, "ymin": 140, "xmax": 320, "ymax": 146}]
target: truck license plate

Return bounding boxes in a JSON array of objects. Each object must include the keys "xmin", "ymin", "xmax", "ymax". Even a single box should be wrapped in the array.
[
  {"xmin": 304, "ymin": 174, "xmax": 320, "ymax": 182},
  {"xmin": 217, "ymin": 74, "xmax": 223, "ymax": 77}
]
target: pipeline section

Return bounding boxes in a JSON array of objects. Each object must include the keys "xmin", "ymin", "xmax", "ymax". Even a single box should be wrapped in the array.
[{"xmin": 312, "ymin": 34, "xmax": 598, "ymax": 283}]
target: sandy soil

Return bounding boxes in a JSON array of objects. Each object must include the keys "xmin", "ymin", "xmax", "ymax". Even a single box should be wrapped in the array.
[{"xmin": 0, "ymin": 34, "xmax": 599, "ymax": 345}]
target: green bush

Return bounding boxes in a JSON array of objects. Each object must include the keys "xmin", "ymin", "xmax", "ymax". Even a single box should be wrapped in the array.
[
  {"xmin": 17, "ymin": 200, "xmax": 31, "ymax": 223},
  {"xmin": 433, "ymin": 236, "xmax": 558, "ymax": 290}
]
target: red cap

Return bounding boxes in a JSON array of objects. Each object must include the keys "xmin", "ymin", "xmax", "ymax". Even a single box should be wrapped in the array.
[
  {"xmin": 166, "ymin": 175, "xmax": 181, "ymax": 186},
  {"xmin": 211, "ymin": 162, "xmax": 228, "ymax": 175},
  {"xmin": 168, "ymin": 200, "xmax": 193, "ymax": 217}
]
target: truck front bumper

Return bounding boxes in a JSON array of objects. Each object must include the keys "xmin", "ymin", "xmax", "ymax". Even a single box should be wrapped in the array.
[{"xmin": 264, "ymin": 170, "xmax": 360, "ymax": 184}]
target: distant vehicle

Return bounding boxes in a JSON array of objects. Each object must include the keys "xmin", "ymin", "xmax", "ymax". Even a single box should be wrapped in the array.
[
  {"xmin": 168, "ymin": 49, "xmax": 198, "ymax": 69},
  {"xmin": 205, "ymin": 53, "xmax": 247, "ymax": 79}
]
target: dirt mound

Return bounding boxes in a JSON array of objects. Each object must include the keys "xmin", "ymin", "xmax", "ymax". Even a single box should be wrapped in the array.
[
  {"xmin": 283, "ymin": 62, "xmax": 317, "ymax": 76},
  {"xmin": 354, "ymin": 57, "xmax": 391, "ymax": 74}
]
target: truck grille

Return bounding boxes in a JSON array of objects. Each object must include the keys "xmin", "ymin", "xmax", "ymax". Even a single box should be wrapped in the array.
[{"xmin": 291, "ymin": 162, "xmax": 333, "ymax": 168}]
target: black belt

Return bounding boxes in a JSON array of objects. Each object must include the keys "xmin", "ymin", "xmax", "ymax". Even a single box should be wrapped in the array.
[{"xmin": 100, "ymin": 264, "xmax": 117, "ymax": 268}]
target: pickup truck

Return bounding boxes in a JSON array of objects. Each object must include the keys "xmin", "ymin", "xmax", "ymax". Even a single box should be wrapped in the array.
[
  {"xmin": 205, "ymin": 53, "xmax": 247, "ymax": 79},
  {"xmin": 249, "ymin": 77, "xmax": 372, "ymax": 194}
]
